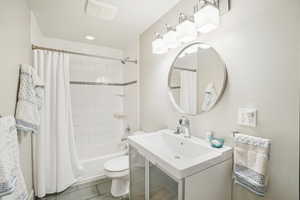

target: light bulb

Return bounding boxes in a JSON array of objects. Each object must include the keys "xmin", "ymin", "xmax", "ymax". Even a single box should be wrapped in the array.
[
  {"xmin": 176, "ymin": 14, "xmax": 197, "ymax": 44},
  {"xmin": 194, "ymin": 4, "xmax": 220, "ymax": 34},
  {"xmin": 152, "ymin": 33, "xmax": 168, "ymax": 54},
  {"xmin": 163, "ymin": 26, "xmax": 179, "ymax": 49}
]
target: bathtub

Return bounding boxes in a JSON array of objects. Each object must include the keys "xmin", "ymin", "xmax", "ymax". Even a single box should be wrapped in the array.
[{"xmin": 77, "ymin": 151, "xmax": 127, "ymax": 184}]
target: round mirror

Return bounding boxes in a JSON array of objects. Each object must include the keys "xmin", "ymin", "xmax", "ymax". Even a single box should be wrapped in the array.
[{"xmin": 168, "ymin": 42, "xmax": 227, "ymax": 115}]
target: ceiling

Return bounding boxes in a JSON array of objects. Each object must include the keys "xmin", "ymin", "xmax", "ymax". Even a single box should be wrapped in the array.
[{"xmin": 29, "ymin": 0, "xmax": 182, "ymax": 49}]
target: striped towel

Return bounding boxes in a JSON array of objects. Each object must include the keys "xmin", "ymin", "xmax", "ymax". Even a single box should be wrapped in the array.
[
  {"xmin": 15, "ymin": 64, "xmax": 44, "ymax": 134},
  {"xmin": 233, "ymin": 133, "xmax": 271, "ymax": 196},
  {"xmin": 0, "ymin": 116, "xmax": 28, "ymax": 199}
]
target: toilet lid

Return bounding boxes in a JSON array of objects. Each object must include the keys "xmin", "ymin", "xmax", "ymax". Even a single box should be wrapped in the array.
[{"xmin": 104, "ymin": 156, "xmax": 129, "ymax": 172}]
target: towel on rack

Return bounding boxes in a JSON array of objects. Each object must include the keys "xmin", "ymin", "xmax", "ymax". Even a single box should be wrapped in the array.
[
  {"xmin": 15, "ymin": 64, "xmax": 44, "ymax": 134},
  {"xmin": 0, "ymin": 116, "xmax": 28, "ymax": 199},
  {"xmin": 233, "ymin": 133, "xmax": 271, "ymax": 196},
  {"xmin": 201, "ymin": 83, "xmax": 217, "ymax": 111}
]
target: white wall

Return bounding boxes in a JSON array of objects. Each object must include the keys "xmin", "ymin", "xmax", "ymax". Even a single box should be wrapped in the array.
[
  {"xmin": 139, "ymin": 0, "xmax": 299, "ymax": 200},
  {"xmin": 0, "ymin": 0, "xmax": 33, "ymax": 195}
]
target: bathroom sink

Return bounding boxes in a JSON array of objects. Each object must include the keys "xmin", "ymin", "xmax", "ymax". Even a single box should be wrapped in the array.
[{"xmin": 128, "ymin": 129, "xmax": 232, "ymax": 180}]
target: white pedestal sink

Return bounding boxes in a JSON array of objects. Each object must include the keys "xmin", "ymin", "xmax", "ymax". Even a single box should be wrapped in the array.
[{"xmin": 128, "ymin": 129, "xmax": 233, "ymax": 200}]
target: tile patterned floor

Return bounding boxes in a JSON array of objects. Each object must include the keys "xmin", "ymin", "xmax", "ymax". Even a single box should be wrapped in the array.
[{"xmin": 38, "ymin": 178, "xmax": 128, "ymax": 200}]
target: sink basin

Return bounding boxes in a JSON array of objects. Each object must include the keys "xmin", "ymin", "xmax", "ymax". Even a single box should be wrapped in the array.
[{"xmin": 128, "ymin": 129, "xmax": 232, "ymax": 180}]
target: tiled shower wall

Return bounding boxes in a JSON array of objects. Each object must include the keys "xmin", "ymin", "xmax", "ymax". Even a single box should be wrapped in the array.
[
  {"xmin": 70, "ymin": 55, "xmax": 125, "ymax": 160},
  {"xmin": 123, "ymin": 41, "xmax": 139, "ymax": 132}
]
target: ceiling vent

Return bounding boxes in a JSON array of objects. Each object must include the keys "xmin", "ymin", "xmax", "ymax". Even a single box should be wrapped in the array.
[{"xmin": 85, "ymin": 0, "xmax": 118, "ymax": 21}]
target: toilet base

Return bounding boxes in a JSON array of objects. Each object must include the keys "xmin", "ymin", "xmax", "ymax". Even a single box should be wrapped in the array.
[{"xmin": 111, "ymin": 176, "xmax": 129, "ymax": 197}]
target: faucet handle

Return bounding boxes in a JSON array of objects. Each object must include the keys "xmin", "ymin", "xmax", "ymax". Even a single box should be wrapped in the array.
[
  {"xmin": 178, "ymin": 118, "xmax": 183, "ymax": 125},
  {"xmin": 180, "ymin": 116, "xmax": 190, "ymax": 126},
  {"xmin": 174, "ymin": 127, "xmax": 181, "ymax": 134},
  {"xmin": 174, "ymin": 121, "xmax": 182, "ymax": 134}
]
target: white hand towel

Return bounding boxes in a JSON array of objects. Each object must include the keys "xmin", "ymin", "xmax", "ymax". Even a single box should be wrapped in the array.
[
  {"xmin": 180, "ymin": 71, "xmax": 197, "ymax": 114},
  {"xmin": 233, "ymin": 133, "xmax": 271, "ymax": 196},
  {"xmin": 0, "ymin": 116, "xmax": 28, "ymax": 199},
  {"xmin": 201, "ymin": 83, "xmax": 217, "ymax": 111}
]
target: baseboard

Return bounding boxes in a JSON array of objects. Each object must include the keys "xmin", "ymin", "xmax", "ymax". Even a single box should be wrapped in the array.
[{"xmin": 28, "ymin": 189, "xmax": 34, "ymax": 200}]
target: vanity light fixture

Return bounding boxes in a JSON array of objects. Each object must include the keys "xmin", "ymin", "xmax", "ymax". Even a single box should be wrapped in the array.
[
  {"xmin": 194, "ymin": 0, "xmax": 220, "ymax": 34},
  {"xmin": 151, "ymin": 0, "xmax": 229, "ymax": 55},
  {"xmin": 152, "ymin": 33, "xmax": 168, "ymax": 54},
  {"xmin": 176, "ymin": 13, "xmax": 197, "ymax": 44},
  {"xmin": 163, "ymin": 24, "xmax": 179, "ymax": 49}
]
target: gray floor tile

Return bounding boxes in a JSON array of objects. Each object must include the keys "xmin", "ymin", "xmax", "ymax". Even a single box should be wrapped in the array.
[{"xmin": 38, "ymin": 178, "xmax": 124, "ymax": 200}]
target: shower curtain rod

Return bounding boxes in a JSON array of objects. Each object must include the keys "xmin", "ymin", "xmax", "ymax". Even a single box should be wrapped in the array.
[{"xmin": 32, "ymin": 45, "xmax": 138, "ymax": 64}]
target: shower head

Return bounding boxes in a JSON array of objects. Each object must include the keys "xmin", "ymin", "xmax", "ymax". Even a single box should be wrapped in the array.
[{"xmin": 120, "ymin": 57, "xmax": 138, "ymax": 65}]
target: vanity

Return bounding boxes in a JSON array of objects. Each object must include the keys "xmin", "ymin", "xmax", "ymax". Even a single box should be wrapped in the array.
[
  {"xmin": 127, "ymin": 42, "xmax": 231, "ymax": 200},
  {"xmin": 128, "ymin": 129, "xmax": 232, "ymax": 200}
]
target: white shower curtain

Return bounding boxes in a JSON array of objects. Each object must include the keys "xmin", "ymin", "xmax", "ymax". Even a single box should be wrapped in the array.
[
  {"xmin": 180, "ymin": 71, "xmax": 197, "ymax": 114},
  {"xmin": 32, "ymin": 50, "xmax": 83, "ymax": 198}
]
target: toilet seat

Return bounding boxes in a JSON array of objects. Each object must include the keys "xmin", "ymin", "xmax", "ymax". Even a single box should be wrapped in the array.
[
  {"xmin": 104, "ymin": 156, "xmax": 129, "ymax": 178},
  {"xmin": 104, "ymin": 156, "xmax": 129, "ymax": 172}
]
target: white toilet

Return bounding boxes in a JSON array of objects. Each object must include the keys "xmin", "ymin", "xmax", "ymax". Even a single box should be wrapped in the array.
[{"xmin": 104, "ymin": 155, "xmax": 129, "ymax": 197}]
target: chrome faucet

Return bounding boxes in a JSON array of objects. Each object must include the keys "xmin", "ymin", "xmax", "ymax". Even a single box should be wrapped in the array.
[{"xmin": 178, "ymin": 116, "xmax": 191, "ymax": 138}]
